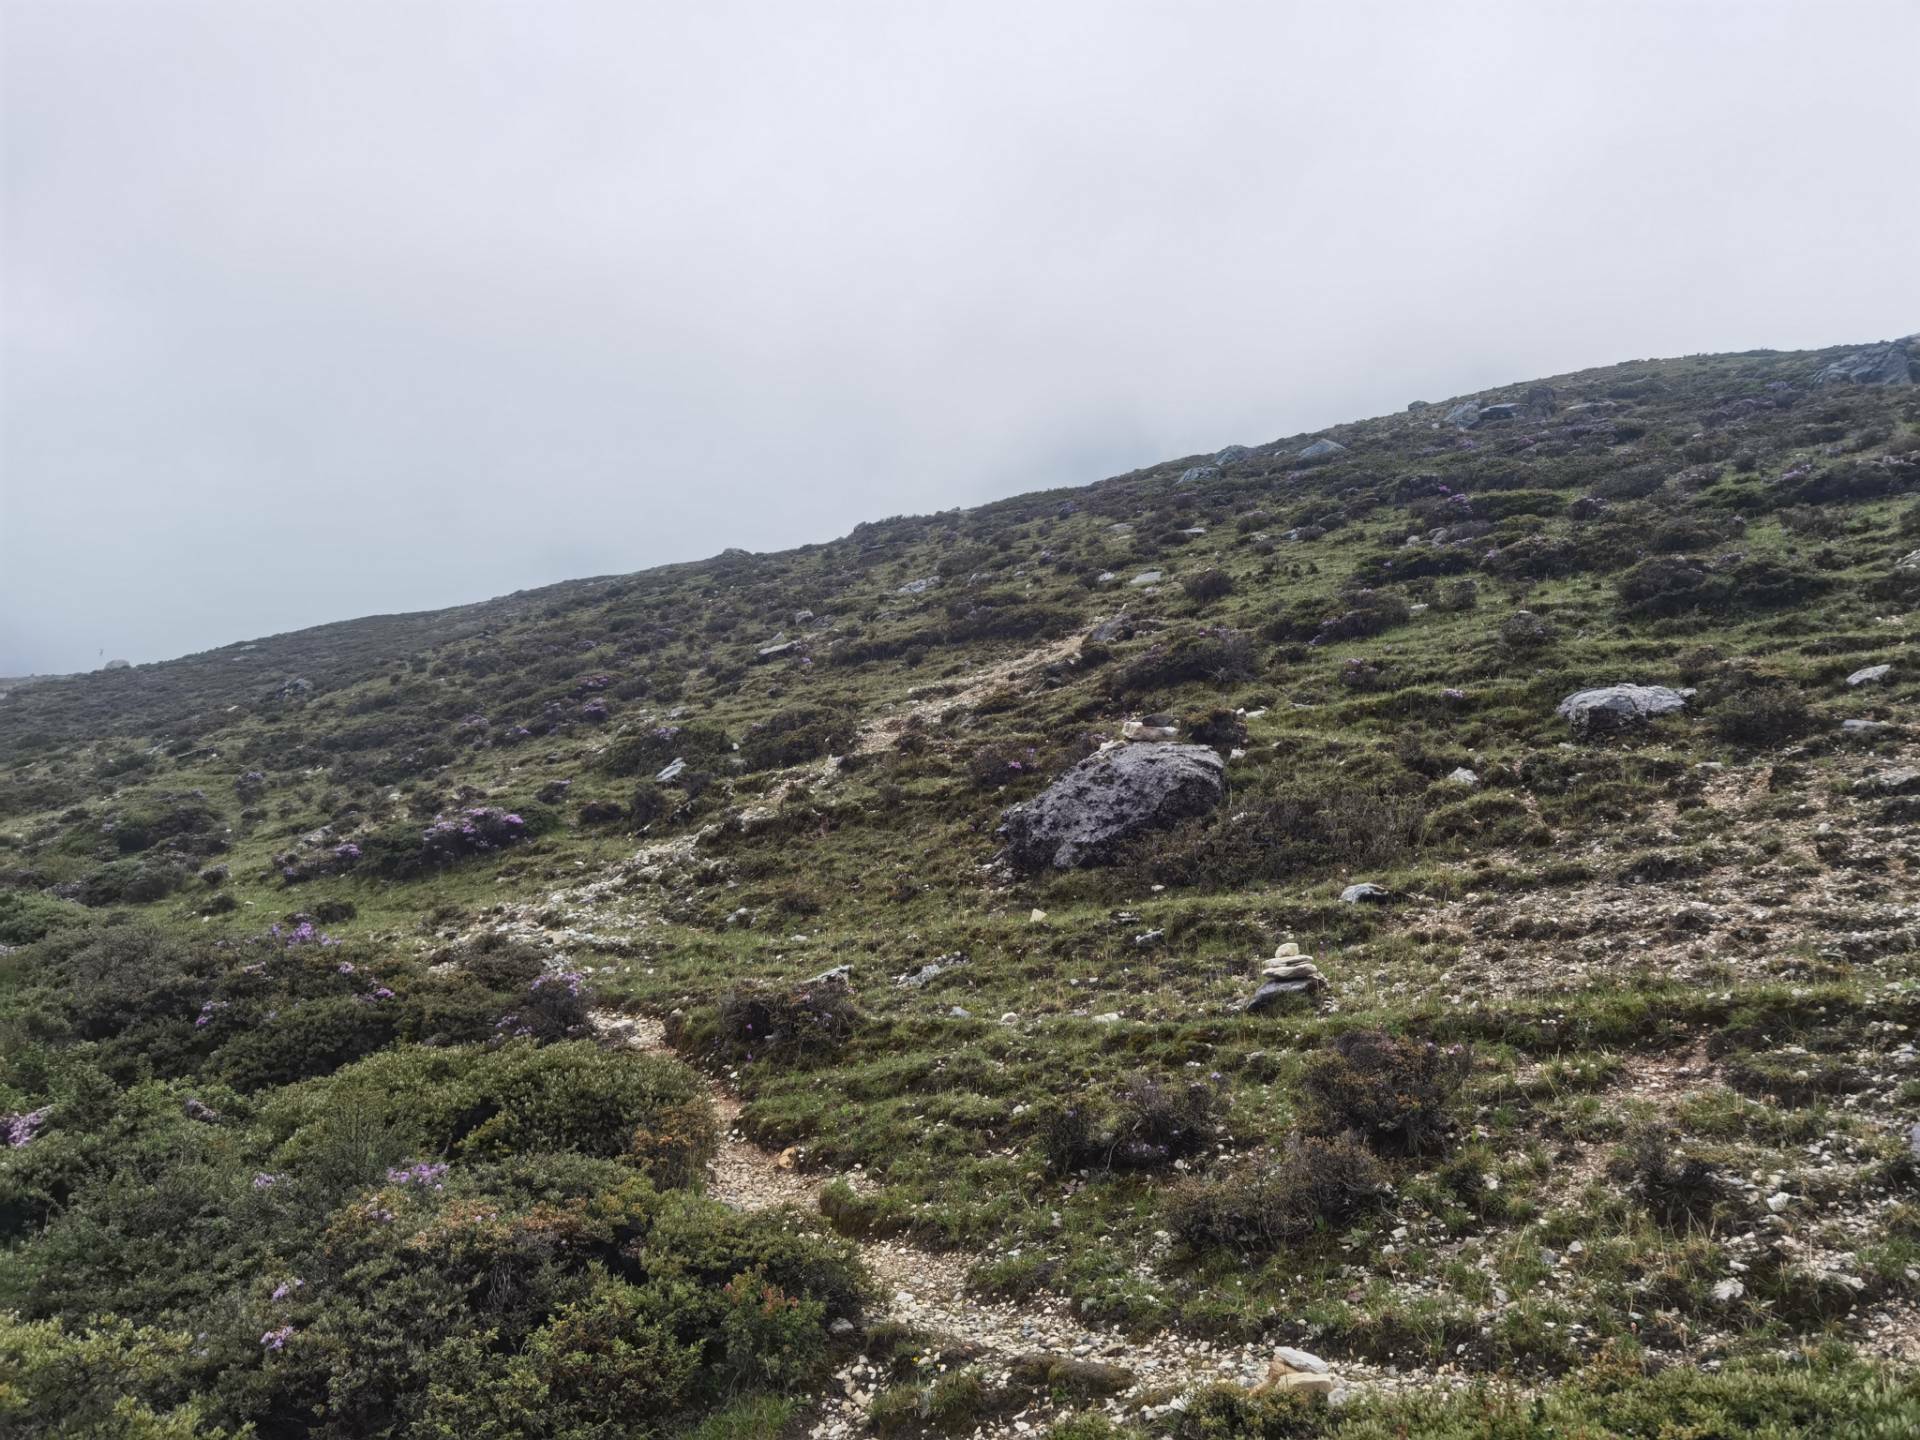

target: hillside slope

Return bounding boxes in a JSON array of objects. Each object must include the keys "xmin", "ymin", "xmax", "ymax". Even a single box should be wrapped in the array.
[{"xmin": 3, "ymin": 334, "xmax": 1920, "ymax": 1438}]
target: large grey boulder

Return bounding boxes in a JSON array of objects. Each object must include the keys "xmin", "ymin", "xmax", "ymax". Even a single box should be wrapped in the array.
[
  {"xmin": 1297, "ymin": 438, "xmax": 1347, "ymax": 460},
  {"xmin": 1813, "ymin": 336, "xmax": 1915, "ymax": 386},
  {"xmin": 1556, "ymin": 684, "xmax": 1690, "ymax": 738},
  {"xmin": 999, "ymin": 742, "xmax": 1225, "ymax": 871},
  {"xmin": 1443, "ymin": 401, "xmax": 1481, "ymax": 428},
  {"xmin": 1176, "ymin": 464, "xmax": 1219, "ymax": 486}
]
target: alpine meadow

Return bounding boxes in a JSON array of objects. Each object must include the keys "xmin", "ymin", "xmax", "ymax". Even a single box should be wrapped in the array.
[{"xmin": 6, "ymin": 333, "xmax": 1920, "ymax": 1438}]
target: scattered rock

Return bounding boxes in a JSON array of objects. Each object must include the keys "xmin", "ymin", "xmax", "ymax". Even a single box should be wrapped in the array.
[
  {"xmin": 1122, "ymin": 716, "xmax": 1181, "ymax": 742},
  {"xmin": 897, "ymin": 953, "xmax": 968, "ymax": 988},
  {"xmin": 1128, "ymin": 570, "xmax": 1165, "ymax": 587},
  {"xmin": 1556, "ymin": 683, "xmax": 1690, "ymax": 738},
  {"xmin": 897, "ymin": 577, "xmax": 940, "ymax": 595},
  {"xmin": 1847, "ymin": 664, "xmax": 1892, "ymax": 687},
  {"xmin": 1856, "ymin": 767, "xmax": 1920, "ymax": 796},
  {"xmin": 1841, "ymin": 719, "xmax": 1898, "ymax": 740},
  {"xmin": 1271, "ymin": 1347, "xmax": 1331, "ymax": 1375},
  {"xmin": 656, "ymin": 758, "xmax": 688, "ymax": 783},
  {"xmin": 1008, "ymin": 1353, "xmax": 1135, "ymax": 1396},
  {"xmin": 1446, "ymin": 767, "xmax": 1480, "ymax": 786},
  {"xmin": 808, "ymin": 964, "xmax": 854, "ymax": 987},
  {"xmin": 999, "ymin": 743, "xmax": 1226, "ymax": 871},
  {"xmin": 1214, "ymin": 444, "xmax": 1252, "ymax": 464},
  {"xmin": 1298, "ymin": 438, "xmax": 1347, "ymax": 460},
  {"xmin": 1443, "ymin": 401, "xmax": 1480, "ymax": 428},
  {"xmin": 1341, "ymin": 882, "xmax": 1392, "ymax": 904},
  {"xmin": 1177, "ymin": 465, "xmax": 1219, "ymax": 486}
]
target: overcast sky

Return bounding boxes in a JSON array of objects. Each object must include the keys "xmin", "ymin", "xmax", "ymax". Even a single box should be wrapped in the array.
[{"xmin": 4, "ymin": 2, "xmax": 1917, "ymax": 675}]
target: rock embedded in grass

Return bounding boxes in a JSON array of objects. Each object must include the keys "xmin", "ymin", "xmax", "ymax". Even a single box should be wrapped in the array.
[
  {"xmin": 1555, "ymin": 682, "xmax": 1690, "ymax": 738},
  {"xmin": 997, "ymin": 742, "xmax": 1225, "ymax": 871}
]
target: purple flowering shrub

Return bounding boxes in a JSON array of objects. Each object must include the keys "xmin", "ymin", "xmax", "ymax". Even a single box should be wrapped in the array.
[{"xmin": 965, "ymin": 740, "xmax": 1042, "ymax": 790}]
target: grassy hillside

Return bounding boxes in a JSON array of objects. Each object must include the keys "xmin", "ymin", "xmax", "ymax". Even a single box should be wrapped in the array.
[{"xmin": 4, "ymin": 335, "xmax": 1920, "ymax": 1438}]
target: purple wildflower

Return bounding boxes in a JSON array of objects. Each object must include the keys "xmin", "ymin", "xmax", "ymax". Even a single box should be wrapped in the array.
[
  {"xmin": 4, "ymin": 1107, "xmax": 52, "ymax": 1148},
  {"xmin": 261, "ymin": 1326, "xmax": 295, "ymax": 1351},
  {"xmin": 386, "ymin": 1160, "xmax": 449, "ymax": 1190}
]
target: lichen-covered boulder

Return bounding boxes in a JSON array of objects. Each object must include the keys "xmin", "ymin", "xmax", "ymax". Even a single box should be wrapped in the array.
[
  {"xmin": 998, "ymin": 742, "xmax": 1225, "ymax": 871},
  {"xmin": 1556, "ymin": 683, "xmax": 1689, "ymax": 738}
]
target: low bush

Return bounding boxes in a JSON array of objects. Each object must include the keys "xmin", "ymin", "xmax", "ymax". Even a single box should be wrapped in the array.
[
  {"xmin": 1128, "ymin": 781, "xmax": 1425, "ymax": 889},
  {"xmin": 1611, "ymin": 1125, "xmax": 1727, "ymax": 1229},
  {"xmin": 599, "ymin": 720, "xmax": 734, "ymax": 778},
  {"xmin": 1300, "ymin": 1030, "xmax": 1469, "ymax": 1156},
  {"xmin": 1108, "ymin": 628, "xmax": 1256, "ymax": 697},
  {"xmin": 1041, "ymin": 1073, "xmax": 1226, "ymax": 1174},
  {"xmin": 712, "ymin": 981, "xmax": 859, "ymax": 1066},
  {"xmin": 1167, "ymin": 1133, "xmax": 1388, "ymax": 1252},
  {"xmin": 738, "ymin": 704, "xmax": 859, "ymax": 771}
]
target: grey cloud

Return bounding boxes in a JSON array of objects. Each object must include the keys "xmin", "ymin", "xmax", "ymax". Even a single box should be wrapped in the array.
[{"xmin": 5, "ymin": 0, "xmax": 1918, "ymax": 672}]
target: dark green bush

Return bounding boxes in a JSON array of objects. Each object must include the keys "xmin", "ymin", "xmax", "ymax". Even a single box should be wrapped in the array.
[
  {"xmin": 1300, "ymin": 1030, "xmax": 1469, "ymax": 1156},
  {"xmin": 1167, "ymin": 1133, "xmax": 1388, "ymax": 1251}
]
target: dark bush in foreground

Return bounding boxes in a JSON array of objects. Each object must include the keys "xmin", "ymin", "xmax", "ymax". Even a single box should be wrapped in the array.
[
  {"xmin": 598, "ymin": 720, "xmax": 734, "ymax": 777},
  {"xmin": 713, "ymin": 981, "xmax": 859, "ymax": 1065},
  {"xmin": 1611, "ymin": 1125, "xmax": 1727, "ymax": 1229},
  {"xmin": 1168, "ymin": 1133, "xmax": 1388, "ymax": 1251},
  {"xmin": 1109, "ymin": 627, "xmax": 1256, "ymax": 697},
  {"xmin": 1041, "ymin": 1072, "xmax": 1226, "ymax": 1173},
  {"xmin": 1300, "ymin": 1031, "xmax": 1469, "ymax": 1156},
  {"xmin": 738, "ymin": 704, "xmax": 859, "ymax": 771},
  {"xmin": 1128, "ymin": 781, "xmax": 1424, "ymax": 889},
  {"xmin": 1710, "ymin": 684, "xmax": 1815, "ymax": 748}
]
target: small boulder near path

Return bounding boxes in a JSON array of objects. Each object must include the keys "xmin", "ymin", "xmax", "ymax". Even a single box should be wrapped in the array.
[{"xmin": 999, "ymin": 742, "xmax": 1225, "ymax": 871}]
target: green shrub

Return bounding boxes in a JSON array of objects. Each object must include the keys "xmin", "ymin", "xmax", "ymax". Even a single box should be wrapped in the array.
[
  {"xmin": 1300, "ymin": 1031, "xmax": 1469, "ymax": 1156},
  {"xmin": 267, "ymin": 1041, "xmax": 717, "ymax": 1186},
  {"xmin": 738, "ymin": 705, "xmax": 858, "ymax": 771},
  {"xmin": 599, "ymin": 720, "xmax": 733, "ymax": 778},
  {"xmin": 1167, "ymin": 1133, "xmax": 1388, "ymax": 1251},
  {"xmin": 712, "ymin": 981, "xmax": 858, "ymax": 1066}
]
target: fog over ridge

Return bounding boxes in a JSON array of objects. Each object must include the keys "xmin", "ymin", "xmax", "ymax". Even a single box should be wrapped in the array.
[{"xmin": 4, "ymin": 1, "xmax": 1917, "ymax": 673}]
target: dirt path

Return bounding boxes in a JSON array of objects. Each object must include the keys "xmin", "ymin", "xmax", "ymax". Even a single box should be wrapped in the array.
[
  {"xmin": 593, "ymin": 1011, "xmax": 1456, "ymax": 1439},
  {"xmin": 853, "ymin": 634, "xmax": 1089, "ymax": 756}
]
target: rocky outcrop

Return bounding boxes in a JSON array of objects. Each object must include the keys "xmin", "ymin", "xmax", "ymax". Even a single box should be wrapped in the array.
[
  {"xmin": 999, "ymin": 742, "xmax": 1225, "ymax": 871},
  {"xmin": 1813, "ymin": 336, "xmax": 1915, "ymax": 386}
]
